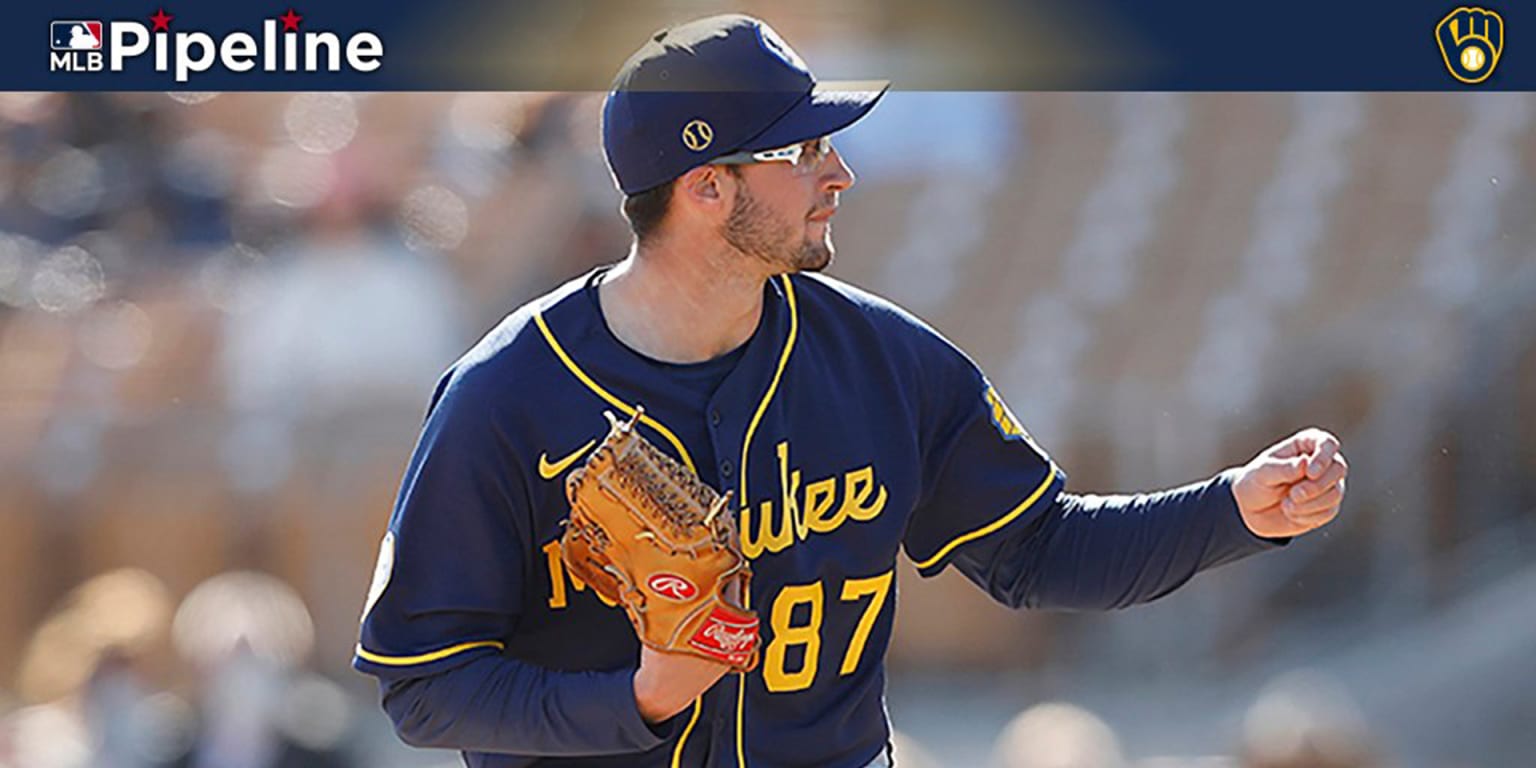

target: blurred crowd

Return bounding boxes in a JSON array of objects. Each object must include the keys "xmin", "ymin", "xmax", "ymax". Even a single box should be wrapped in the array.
[
  {"xmin": 0, "ymin": 91, "xmax": 629, "ymax": 767},
  {"xmin": 0, "ymin": 569, "xmax": 359, "ymax": 768},
  {"xmin": 0, "ymin": 89, "xmax": 623, "ymax": 667},
  {"xmin": 981, "ymin": 677, "xmax": 1382, "ymax": 768},
  {"xmin": 0, "ymin": 88, "xmax": 1533, "ymax": 766}
]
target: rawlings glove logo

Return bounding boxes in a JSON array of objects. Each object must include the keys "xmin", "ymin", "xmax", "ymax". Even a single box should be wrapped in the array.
[
  {"xmin": 689, "ymin": 607, "xmax": 760, "ymax": 666},
  {"xmin": 646, "ymin": 573, "xmax": 698, "ymax": 601},
  {"xmin": 703, "ymin": 622, "xmax": 755, "ymax": 653}
]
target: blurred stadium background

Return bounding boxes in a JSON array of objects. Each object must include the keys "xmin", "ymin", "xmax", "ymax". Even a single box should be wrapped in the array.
[{"xmin": 0, "ymin": 85, "xmax": 1534, "ymax": 767}]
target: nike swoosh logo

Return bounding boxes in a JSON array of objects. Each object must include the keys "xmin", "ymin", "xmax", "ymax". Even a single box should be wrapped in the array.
[{"xmin": 538, "ymin": 439, "xmax": 596, "ymax": 480}]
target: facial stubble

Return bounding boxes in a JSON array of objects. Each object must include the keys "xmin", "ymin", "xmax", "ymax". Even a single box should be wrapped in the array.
[{"xmin": 722, "ymin": 182, "xmax": 832, "ymax": 273}]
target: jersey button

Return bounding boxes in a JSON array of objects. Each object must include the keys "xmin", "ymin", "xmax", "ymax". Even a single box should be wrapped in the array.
[
  {"xmin": 720, "ymin": 460, "xmax": 734, "ymax": 477},
  {"xmin": 709, "ymin": 409, "xmax": 722, "ymax": 427}
]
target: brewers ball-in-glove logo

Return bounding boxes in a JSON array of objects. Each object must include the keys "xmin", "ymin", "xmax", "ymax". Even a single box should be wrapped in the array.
[
  {"xmin": 983, "ymin": 383, "xmax": 1046, "ymax": 456},
  {"xmin": 1437, "ymin": 7, "xmax": 1504, "ymax": 84},
  {"xmin": 361, "ymin": 531, "xmax": 395, "ymax": 622},
  {"xmin": 681, "ymin": 119, "xmax": 714, "ymax": 152}
]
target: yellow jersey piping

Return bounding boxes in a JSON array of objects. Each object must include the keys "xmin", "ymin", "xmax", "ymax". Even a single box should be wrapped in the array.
[
  {"xmin": 533, "ymin": 309, "xmax": 697, "ymax": 473},
  {"xmin": 354, "ymin": 640, "xmax": 504, "ymax": 666},
  {"xmin": 535, "ymin": 305, "xmax": 705, "ymax": 759},
  {"xmin": 911, "ymin": 464, "xmax": 1060, "ymax": 570},
  {"xmin": 671, "ymin": 699, "xmax": 702, "ymax": 768},
  {"xmin": 734, "ymin": 274, "xmax": 799, "ymax": 767}
]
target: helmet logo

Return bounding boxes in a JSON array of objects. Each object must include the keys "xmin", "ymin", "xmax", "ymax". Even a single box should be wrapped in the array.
[{"xmin": 681, "ymin": 119, "xmax": 714, "ymax": 152}]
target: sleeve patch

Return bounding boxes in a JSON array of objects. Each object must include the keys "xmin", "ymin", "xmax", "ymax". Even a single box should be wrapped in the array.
[
  {"xmin": 984, "ymin": 384, "xmax": 1040, "ymax": 453},
  {"xmin": 362, "ymin": 531, "xmax": 395, "ymax": 622}
]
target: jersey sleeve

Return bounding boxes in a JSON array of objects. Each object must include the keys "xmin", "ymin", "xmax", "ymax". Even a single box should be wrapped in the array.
[
  {"xmin": 355, "ymin": 362, "xmax": 689, "ymax": 758},
  {"xmin": 902, "ymin": 336, "xmax": 1065, "ymax": 577},
  {"xmin": 947, "ymin": 475, "xmax": 1286, "ymax": 611},
  {"xmin": 354, "ymin": 365, "xmax": 531, "ymax": 681}
]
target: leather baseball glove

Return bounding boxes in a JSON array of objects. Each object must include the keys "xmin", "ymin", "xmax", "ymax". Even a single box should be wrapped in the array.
[{"xmin": 560, "ymin": 409, "xmax": 759, "ymax": 671}]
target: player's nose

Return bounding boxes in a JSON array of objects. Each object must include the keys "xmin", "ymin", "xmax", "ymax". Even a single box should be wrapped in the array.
[{"xmin": 823, "ymin": 147, "xmax": 855, "ymax": 192}]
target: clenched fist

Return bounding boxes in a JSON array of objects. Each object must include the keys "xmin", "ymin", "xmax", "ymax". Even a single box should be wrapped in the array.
[{"xmin": 1231, "ymin": 428, "xmax": 1348, "ymax": 539}]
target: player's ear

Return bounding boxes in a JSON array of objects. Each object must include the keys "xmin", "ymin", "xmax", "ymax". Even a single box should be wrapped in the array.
[{"xmin": 676, "ymin": 165, "xmax": 725, "ymax": 209}]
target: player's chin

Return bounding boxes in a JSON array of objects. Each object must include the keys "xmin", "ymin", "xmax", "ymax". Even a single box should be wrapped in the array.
[{"xmin": 795, "ymin": 238, "xmax": 834, "ymax": 273}]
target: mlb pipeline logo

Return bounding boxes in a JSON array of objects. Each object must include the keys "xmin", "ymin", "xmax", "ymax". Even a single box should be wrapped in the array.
[
  {"xmin": 1436, "ymin": 7, "xmax": 1504, "ymax": 84},
  {"xmin": 49, "ymin": 8, "xmax": 383, "ymax": 82}
]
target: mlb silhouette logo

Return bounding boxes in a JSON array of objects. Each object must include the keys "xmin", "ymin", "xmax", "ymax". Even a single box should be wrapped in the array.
[{"xmin": 51, "ymin": 21, "xmax": 103, "ymax": 51}]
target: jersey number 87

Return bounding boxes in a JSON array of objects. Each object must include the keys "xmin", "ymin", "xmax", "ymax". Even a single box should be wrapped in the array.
[{"xmin": 762, "ymin": 569, "xmax": 893, "ymax": 693}]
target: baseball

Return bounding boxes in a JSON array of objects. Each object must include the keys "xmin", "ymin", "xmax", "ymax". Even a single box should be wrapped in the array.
[{"xmin": 1461, "ymin": 46, "xmax": 1486, "ymax": 72}]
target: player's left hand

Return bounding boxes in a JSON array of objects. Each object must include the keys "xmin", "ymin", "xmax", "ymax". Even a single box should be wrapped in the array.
[{"xmin": 1230, "ymin": 427, "xmax": 1348, "ymax": 539}]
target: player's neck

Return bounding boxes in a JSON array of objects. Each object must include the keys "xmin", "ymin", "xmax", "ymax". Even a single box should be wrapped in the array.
[{"xmin": 598, "ymin": 242, "xmax": 768, "ymax": 364}]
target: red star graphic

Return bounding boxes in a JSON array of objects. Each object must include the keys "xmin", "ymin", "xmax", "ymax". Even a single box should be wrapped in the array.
[
  {"xmin": 149, "ymin": 8, "xmax": 173, "ymax": 32},
  {"xmin": 278, "ymin": 8, "xmax": 303, "ymax": 32}
]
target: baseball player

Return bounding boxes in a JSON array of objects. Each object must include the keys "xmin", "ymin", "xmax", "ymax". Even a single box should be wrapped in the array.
[{"xmin": 353, "ymin": 14, "xmax": 1349, "ymax": 768}]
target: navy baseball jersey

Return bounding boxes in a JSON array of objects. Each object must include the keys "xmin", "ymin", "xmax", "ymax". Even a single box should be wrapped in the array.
[{"xmin": 355, "ymin": 268, "xmax": 1275, "ymax": 767}]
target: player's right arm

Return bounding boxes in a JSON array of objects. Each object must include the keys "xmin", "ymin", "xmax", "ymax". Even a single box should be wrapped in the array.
[
  {"xmin": 379, "ymin": 646, "xmax": 715, "ymax": 750},
  {"xmin": 353, "ymin": 363, "xmax": 684, "ymax": 755},
  {"xmin": 631, "ymin": 646, "xmax": 731, "ymax": 723}
]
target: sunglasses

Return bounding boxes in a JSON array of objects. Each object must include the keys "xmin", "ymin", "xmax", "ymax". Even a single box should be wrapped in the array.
[{"xmin": 713, "ymin": 136, "xmax": 833, "ymax": 176}]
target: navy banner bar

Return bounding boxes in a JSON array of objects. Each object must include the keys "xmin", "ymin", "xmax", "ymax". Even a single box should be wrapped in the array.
[{"xmin": 5, "ymin": 0, "xmax": 1531, "ymax": 90}]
